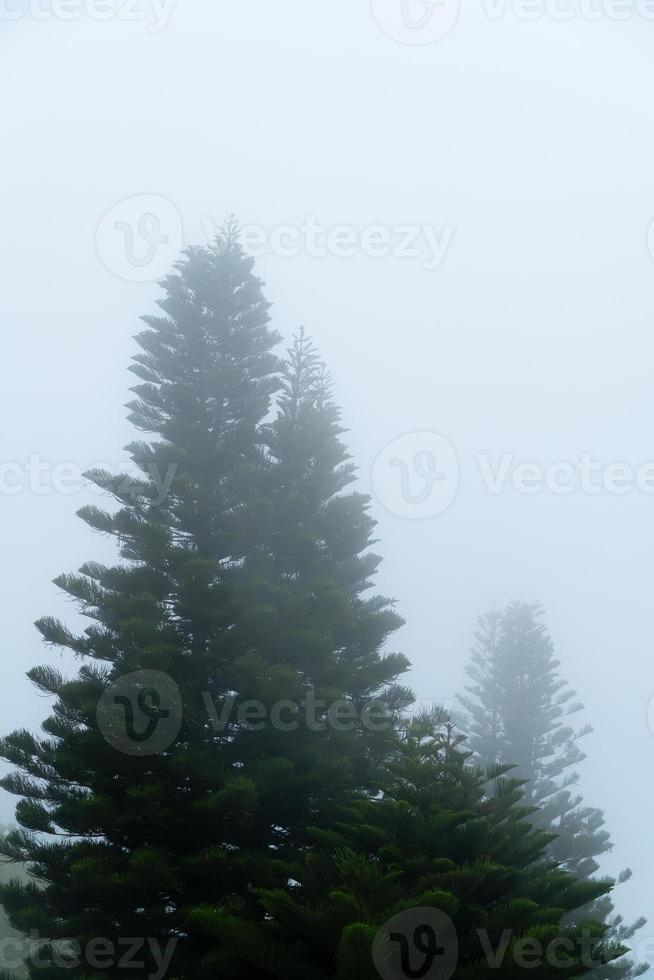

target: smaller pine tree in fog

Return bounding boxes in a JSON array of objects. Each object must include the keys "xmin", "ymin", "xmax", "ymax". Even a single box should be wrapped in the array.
[
  {"xmin": 458, "ymin": 601, "xmax": 646, "ymax": 980},
  {"xmin": 219, "ymin": 711, "xmax": 625, "ymax": 979}
]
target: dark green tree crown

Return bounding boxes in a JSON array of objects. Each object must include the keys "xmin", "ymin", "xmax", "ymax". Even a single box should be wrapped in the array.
[{"xmin": 0, "ymin": 230, "xmax": 409, "ymax": 978}]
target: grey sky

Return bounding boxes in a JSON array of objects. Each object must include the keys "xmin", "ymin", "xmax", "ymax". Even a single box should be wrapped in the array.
[{"xmin": 2, "ymin": 0, "xmax": 654, "ymax": 962}]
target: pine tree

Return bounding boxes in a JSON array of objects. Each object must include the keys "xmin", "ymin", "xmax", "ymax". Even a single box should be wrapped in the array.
[
  {"xmin": 261, "ymin": 330, "xmax": 412, "ymax": 789},
  {"xmin": 0, "ymin": 231, "xmax": 409, "ymax": 977},
  {"xmin": 457, "ymin": 602, "xmax": 646, "ymax": 980},
  {"xmin": 188, "ymin": 333, "xmax": 413, "ymax": 974},
  {"xmin": 0, "ymin": 825, "xmax": 27, "ymax": 979},
  {"xmin": 200, "ymin": 711, "xmax": 624, "ymax": 979}
]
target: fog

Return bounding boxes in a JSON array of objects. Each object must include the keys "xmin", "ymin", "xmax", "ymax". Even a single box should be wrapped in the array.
[{"xmin": 2, "ymin": 0, "xmax": 654, "ymax": 968}]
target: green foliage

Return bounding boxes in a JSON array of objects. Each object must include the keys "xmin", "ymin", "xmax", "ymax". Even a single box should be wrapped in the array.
[
  {"xmin": 0, "ymin": 234, "xmax": 643, "ymax": 979},
  {"xmin": 207, "ymin": 715, "xmax": 624, "ymax": 979},
  {"xmin": 0, "ymin": 232, "xmax": 408, "ymax": 977},
  {"xmin": 458, "ymin": 602, "xmax": 646, "ymax": 980},
  {"xmin": 0, "ymin": 827, "xmax": 28, "ymax": 979}
]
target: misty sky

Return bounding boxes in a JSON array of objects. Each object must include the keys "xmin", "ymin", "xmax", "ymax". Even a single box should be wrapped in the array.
[{"xmin": 2, "ymin": 0, "xmax": 654, "ymax": 963}]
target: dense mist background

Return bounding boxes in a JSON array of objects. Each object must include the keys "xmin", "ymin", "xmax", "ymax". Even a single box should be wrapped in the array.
[{"xmin": 2, "ymin": 0, "xmax": 653, "ymax": 963}]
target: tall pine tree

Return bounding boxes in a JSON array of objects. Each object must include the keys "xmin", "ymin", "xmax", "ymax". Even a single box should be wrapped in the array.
[{"xmin": 0, "ymin": 230, "xmax": 409, "ymax": 977}]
